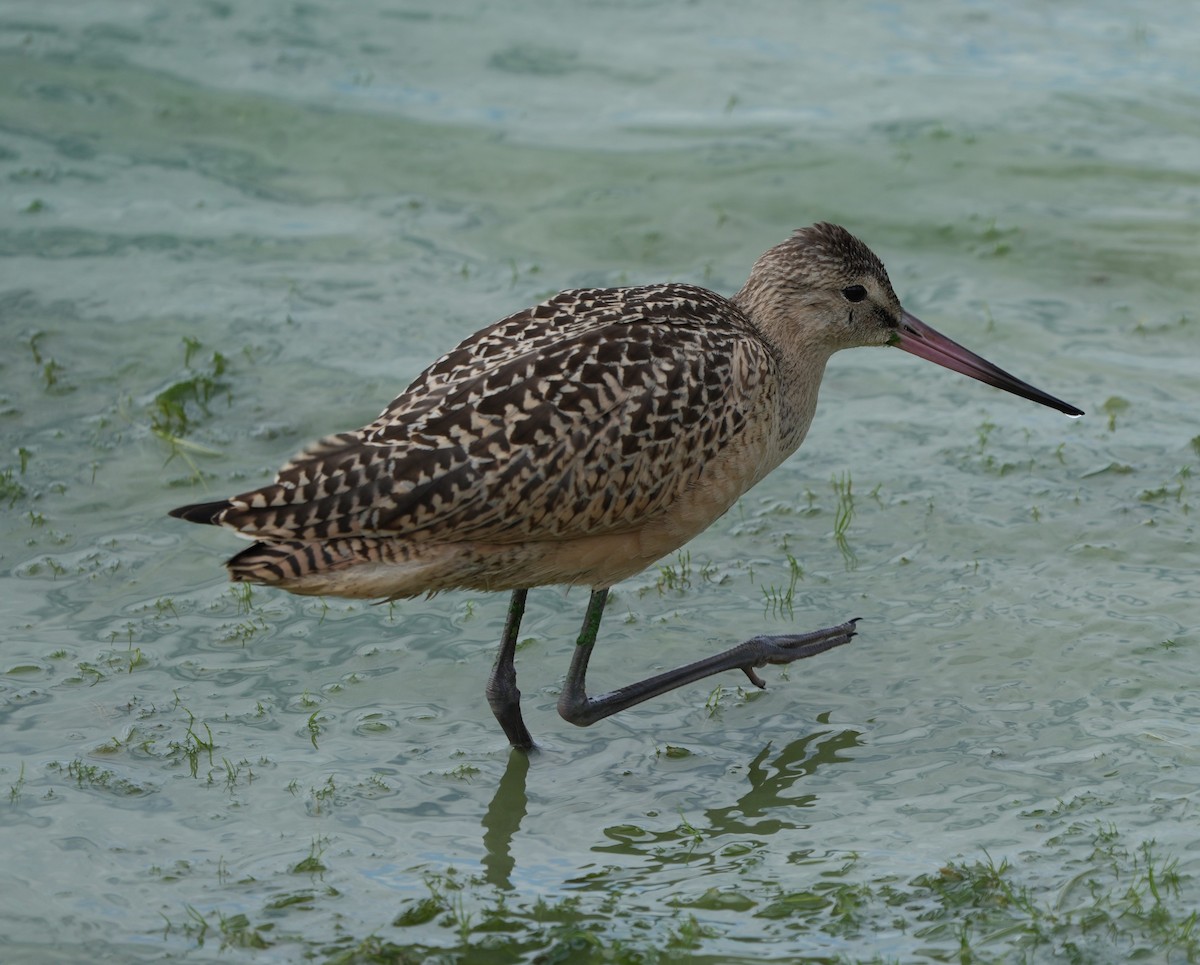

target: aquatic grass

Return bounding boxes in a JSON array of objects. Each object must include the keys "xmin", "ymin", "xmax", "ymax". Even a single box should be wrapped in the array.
[
  {"xmin": 953, "ymin": 413, "xmax": 1074, "ymax": 478},
  {"xmin": 309, "ymin": 777, "xmax": 338, "ymax": 816},
  {"xmin": 42, "ymin": 357, "xmax": 66, "ymax": 390},
  {"xmin": 49, "ymin": 759, "xmax": 152, "ymax": 796},
  {"xmin": 906, "ymin": 836, "xmax": 1198, "ymax": 963},
  {"xmin": 761, "ymin": 552, "xmax": 804, "ymax": 617},
  {"xmin": 150, "ymin": 345, "xmax": 230, "ymax": 439},
  {"xmin": 444, "ymin": 762, "xmax": 482, "ymax": 781},
  {"xmin": 166, "ymin": 905, "xmax": 274, "ymax": 952},
  {"xmin": 218, "ymin": 615, "xmax": 270, "ymax": 645},
  {"xmin": 292, "ymin": 838, "xmax": 329, "ymax": 875},
  {"xmin": 704, "ymin": 683, "xmax": 726, "ymax": 717},
  {"xmin": 760, "ymin": 583, "xmax": 792, "ymax": 617},
  {"xmin": 152, "ymin": 821, "xmax": 1197, "ymax": 963},
  {"xmin": 221, "ymin": 758, "xmax": 251, "ymax": 792},
  {"xmin": 8, "ymin": 762, "xmax": 26, "ymax": 803},
  {"xmin": 27, "ymin": 330, "xmax": 72, "ymax": 393},
  {"xmin": 151, "ymin": 336, "xmax": 238, "ymax": 481},
  {"xmin": 169, "ymin": 709, "xmax": 216, "ymax": 779},
  {"xmin": 0, "ymin": 467, "xmax": 27, "ymax": 507},
  {"xmin": 229, "ymin": 582, "xmax": 255, "ymax": 614},
  {"xmin": 655, "ymin": 550, "xmax": 693, "ymax": 593},
  {"xmin": 61, "ymin": 636, "xmax": 150, "ymax": 684},
  {"xmin": 1102, "ymin": 395, "xmax": 1130, "ymax": 432},
  {"xmin": 831, "ymin": 470, "xmax": 857, "ymax": 568},
  {"xmin": 306, "ymin": 711, "xmax": 324, "ymax": 750}
]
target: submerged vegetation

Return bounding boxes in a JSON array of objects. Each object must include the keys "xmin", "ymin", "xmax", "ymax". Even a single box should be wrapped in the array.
[
  {"xmin": 153, "ymin": 822, "xmax": 1196, "ymax": 963},
  {"xmin": 5, "ymin": 310, "xmax": 1196, "ymax": 961},
  {"xmin": 4, "ymin": 40, "xmax": 1199, "ymax": 962},
  {"xmin": 151, "ymin": 336, "xmax": 236, "ymax": 477},
  {"xmin": 150, "ymin": 339, "xmax": 229, "ymax": 442}
]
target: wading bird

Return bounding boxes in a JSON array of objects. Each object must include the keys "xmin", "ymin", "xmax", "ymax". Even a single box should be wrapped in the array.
[{"xmin": 170, "ymin": 223, "xmax": 1082, "ymax": 749}]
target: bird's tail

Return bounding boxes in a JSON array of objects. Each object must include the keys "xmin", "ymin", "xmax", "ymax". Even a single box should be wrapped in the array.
[
  {"xmin": 224, "ymin": 536, "xmax": 430, "ymax": 599},
  {"xmin": 169, "ymin": 499, "xmax": 235, "ymax": 526}
]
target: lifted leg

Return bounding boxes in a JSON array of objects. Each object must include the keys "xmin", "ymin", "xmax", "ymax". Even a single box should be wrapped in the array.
[
  {"xmin": 557, "ymin": 588, "xmax": 858, "ymax": 727},
  {"xmin": 485, "ymin": 589, "xmax": 535, "ymax": 750}
]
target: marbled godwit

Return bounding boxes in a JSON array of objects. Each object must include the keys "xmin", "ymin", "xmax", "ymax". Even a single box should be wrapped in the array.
[{"xmin": 170, "ymin": 223, "xmax": 1082, "ymax": 749}]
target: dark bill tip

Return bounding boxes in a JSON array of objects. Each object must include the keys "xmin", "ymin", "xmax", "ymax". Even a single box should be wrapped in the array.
[{"xmin": 893, "ymin": 311, "xmax": 1084, "ymax": 417}]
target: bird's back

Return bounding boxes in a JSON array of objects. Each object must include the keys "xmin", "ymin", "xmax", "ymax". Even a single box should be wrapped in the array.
[{"xmin": 171, "ymin": 283, "xmax": 785, "ymax": 596}]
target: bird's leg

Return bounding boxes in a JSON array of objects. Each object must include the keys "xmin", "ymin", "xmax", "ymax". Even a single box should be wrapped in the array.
[
  {"xmin": 485, "ymin": 589, "xmax": 535, "ymax": 750},
  {"xmin": 557, "ymin": 588, "xmax": 859, "ymax": 727}
]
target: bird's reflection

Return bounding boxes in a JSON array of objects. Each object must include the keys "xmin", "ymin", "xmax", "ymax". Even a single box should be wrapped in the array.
[
  {"xmin": 705, "ymin": 727, "xmax": 863, "ymax": 836},
  {"xmin": 481, "ymin": 747, "xmax": 531, "ymax": 889},
  {"xmin": 480, "ymin": 727, "xmax": 863, "ymax": 887}
]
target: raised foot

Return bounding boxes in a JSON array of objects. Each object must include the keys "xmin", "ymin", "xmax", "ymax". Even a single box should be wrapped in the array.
[
  {"xmin": 557, "ymin": 609, "xmax": 860, "ymax": 728},
  {"xmin": 734, "ymin": 618, "xmax": 860, "ymax": 689}
]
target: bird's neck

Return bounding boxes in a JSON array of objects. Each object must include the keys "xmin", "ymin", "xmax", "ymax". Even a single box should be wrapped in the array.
[
  {"xmin": 773, "ymin": 347, "xmax": 830, "ymax": 459},
  {"xmin": 731, "ymin": 289, "xmax": 835, "ymax": 474}
]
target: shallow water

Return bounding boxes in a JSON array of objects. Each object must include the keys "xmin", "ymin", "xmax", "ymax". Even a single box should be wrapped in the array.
[{"xmin": 2, "ymin": 1, "xmax": 1198, "ymax": 961}]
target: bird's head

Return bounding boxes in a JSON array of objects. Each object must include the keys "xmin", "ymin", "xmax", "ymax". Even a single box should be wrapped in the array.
[{"xmin": 735, "ymin": 223, "xmax": 1083, "ymax": 416}]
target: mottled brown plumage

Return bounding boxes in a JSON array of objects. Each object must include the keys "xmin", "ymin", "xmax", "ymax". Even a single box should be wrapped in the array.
[{"xmin": 170, "ymin": 223, "xmax": 1081, "ymax": 749}]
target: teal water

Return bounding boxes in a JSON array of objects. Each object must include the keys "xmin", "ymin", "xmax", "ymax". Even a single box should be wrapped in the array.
[{"xmin": 2, "ymin": 2, "xmax": 1199, "ymax": 961}]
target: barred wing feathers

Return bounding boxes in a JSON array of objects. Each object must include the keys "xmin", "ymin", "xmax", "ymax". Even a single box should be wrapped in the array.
[{"xmin": 171, "ymin": 284, "xmax": 776, "ymax": 548}]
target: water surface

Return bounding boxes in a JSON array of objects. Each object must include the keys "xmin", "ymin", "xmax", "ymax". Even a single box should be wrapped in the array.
[{"xmin": 2, "ymin": 1, "xmax": 1198, "ymax": 961}]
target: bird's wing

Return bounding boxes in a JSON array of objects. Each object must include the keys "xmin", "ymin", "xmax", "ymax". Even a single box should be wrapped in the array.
[{"xmin": 203, "ymin": 284, "xmax": 777, "ymax": 543}]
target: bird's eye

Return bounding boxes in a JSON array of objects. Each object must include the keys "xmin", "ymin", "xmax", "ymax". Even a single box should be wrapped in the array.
[{"xmin": 842, "ymin": 285, "xmax": 868, "ymax": 303}]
